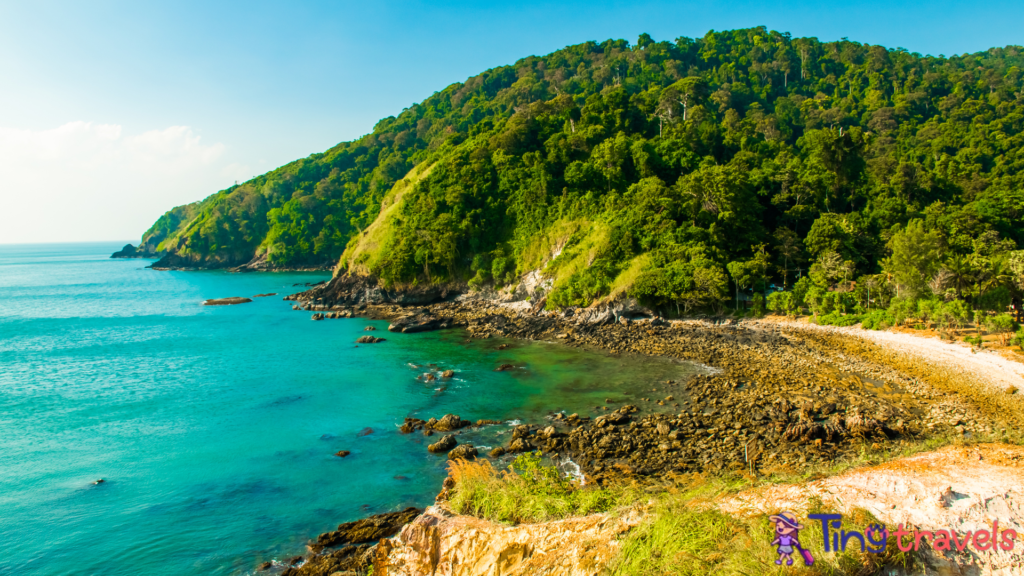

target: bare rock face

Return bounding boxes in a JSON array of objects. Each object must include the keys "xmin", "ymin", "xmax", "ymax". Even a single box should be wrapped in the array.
[{"xmin": 374, "ymin": 506, "xmax": 642, "ymax": 576}]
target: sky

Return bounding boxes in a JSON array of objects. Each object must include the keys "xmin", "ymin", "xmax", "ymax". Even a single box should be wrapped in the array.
[{"xmin": 0, "ymin": 0, "xmax": 1021, "ymax": 244}]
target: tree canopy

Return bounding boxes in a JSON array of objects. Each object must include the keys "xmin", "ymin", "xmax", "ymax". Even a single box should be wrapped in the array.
[{"xmin": 142, "ymin": 27, "xmax": 1024, "ymax": 313}]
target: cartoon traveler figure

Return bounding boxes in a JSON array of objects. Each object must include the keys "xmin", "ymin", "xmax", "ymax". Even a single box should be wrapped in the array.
[{"xmin": 770, "ymin": 511, "xmax": 814, "ymax": 566}]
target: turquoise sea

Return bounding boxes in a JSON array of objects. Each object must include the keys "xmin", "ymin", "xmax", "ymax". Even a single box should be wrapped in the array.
[{"xmin": 0, "ymin": 243, "xmax": 700, "ymax": 576}]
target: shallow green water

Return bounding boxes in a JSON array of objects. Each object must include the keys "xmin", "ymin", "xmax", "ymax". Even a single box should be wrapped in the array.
[{"xmin": 0, "ymin": 243, "xmax": 701, "ymax": 575}]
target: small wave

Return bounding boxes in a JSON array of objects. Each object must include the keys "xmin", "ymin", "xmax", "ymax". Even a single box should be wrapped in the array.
[
  {"xmin": 505, "ymin": 419, "xmax": 522, "ymax": 426},
  {"xmin": 557, "ymin": 456, "xmax": 585, "ymax": 486}
]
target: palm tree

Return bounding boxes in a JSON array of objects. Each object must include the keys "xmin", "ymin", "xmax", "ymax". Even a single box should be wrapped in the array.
[{"xmin": 943, "ymin": 254, "xmax": 973, "ymax": 300}]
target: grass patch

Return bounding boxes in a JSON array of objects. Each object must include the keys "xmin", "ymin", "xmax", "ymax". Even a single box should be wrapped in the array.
[
  {"xmin": 447, "ymin": 452, "xmax": 642, "ymax": 524},
  {"xmin": 610, "ymin": 491, "xmax": 919, "ymax": 576}
]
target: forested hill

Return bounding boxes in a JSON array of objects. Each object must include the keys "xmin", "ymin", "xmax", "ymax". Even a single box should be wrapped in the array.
[{"xmin": 143, "ymin": 27, "xmax": 1024, "ymax": 315}]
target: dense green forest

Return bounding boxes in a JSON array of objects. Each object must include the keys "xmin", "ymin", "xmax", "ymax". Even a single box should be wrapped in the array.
[{"xmin": 145, "ymin": 27, "xmax": 1024, "ymax": 327}]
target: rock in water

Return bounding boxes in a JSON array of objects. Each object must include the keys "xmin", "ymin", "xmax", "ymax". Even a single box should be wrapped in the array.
[
  {"xmin": 335, "ymin": 450, "xmax": 351, "ymax": 458},
  {"xmin": 494, "ymin": 364, "xmax": 515, "ymax": 371},
  {"xmin": 110, "ymin": 243, "xmax": 138, "ymax": 258},
  {"xmin": 448, "ymin": 444, "xmax": 478, "ymax": 460},
  {"xmin": 203, "ymin": 297, "xmax": 253, "ymax": 306},
  {"xmin": 355, "ymin": 335, "xmax": 386, "ymax": 344},
  {"xmin": 432, "ymin": 414, "xmax": 465, "ymax": 431},
  {"xmin": 427, "ymin": 434, "xmax": 457, "ymax": 453},
  {"xmin": 356, "ymin": 427, "xmax": 374, "ymax": 437},
  {"xmin": 441, "ymin": 369, "xmax": 455, "ymax": 378},
  {"xmin": 387, "ymin": 313, "xmax": 453, "ymax": 333}
]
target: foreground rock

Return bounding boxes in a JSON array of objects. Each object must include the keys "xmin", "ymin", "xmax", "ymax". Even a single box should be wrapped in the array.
[
  {"xmin": 278, "ymin": 508, "xmax": 422, "ymax": 576},
  {"xmin": 311, "ymin": 507, "xmax": 423, "ymax": 551},
  {"xmin": 202, "ymin": 297, "xmax": 252, "ymax": 306},
  {"xmin": 355, "ymin": 335, "xmax": 386, "ymax": 344},
  {"xmin": 374, "ymin": 506, "xmax": 642, "ymax": 576}
]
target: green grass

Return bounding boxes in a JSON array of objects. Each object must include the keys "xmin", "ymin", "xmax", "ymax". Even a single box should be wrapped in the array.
[
  {"xmin": 447, "ymin": 452, "xmax": 642, "ymax": 524},
  {"xmin": 610, "ymin": 497, "xmax": 918, "ymax": 576}
]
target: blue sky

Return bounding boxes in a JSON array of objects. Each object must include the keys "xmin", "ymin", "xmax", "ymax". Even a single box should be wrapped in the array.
[{"xmin": 1, "ymin": 0, "xmax": 1021, "ymax": 243}]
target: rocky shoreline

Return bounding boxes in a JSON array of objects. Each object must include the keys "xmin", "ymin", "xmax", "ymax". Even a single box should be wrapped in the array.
[{"xmin": 261, "ymin": 276, "xmax": 1022, "ymax": 575}]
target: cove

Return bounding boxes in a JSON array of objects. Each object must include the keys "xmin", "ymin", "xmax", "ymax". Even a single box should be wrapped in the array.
[{"xmin": 0, "ymin": 243, "xmax": 703, "ymax": 576}]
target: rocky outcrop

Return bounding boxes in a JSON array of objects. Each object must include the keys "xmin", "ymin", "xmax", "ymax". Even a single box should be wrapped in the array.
[
  {"xmin": 388, "ymin": 312, "xmax": 455, "ymax": 333},
  {"xmin": 399, "ymin": 414, "xmax": 474, "ymax": 435},
  {"xmin": 230, "ymin": 251, "xmax": 333, "ymax": 272},
  {"xmin": 448, "ymin": 444, "xmax": 478, "ymax": 460},
  {"xmin": 427, "ymin": 434, "xmax": 458, "ymax": 453},
  {"xmin": 110, "ymin": 243, "xmax": 159, "ymax": 259},
  {"xmin": 202, "ymin": 297, "xmax": 252, "ymax": 306},
  {"xmin": 311, "ymin": 507, "xmax": 423, "ymax": 551},
  {"xmin": 287, "ymin": 274, "xmax": 464, "ymax": 307},
  {"xmin": 373, "ymin": 506, "xmax": 642, "ymax": 576}
]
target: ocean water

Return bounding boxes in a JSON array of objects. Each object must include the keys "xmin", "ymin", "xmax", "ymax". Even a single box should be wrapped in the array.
[{"xmin": 0, "ymin": 243, "xmax": 701, "ymax": 576}]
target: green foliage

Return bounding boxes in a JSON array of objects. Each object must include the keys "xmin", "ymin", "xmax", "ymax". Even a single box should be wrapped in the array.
[
  {"xmin": 143, "ymin": 27, "xmax": 1024, "ymax": 302},
  {"xmin": 1011, "ymin": 327, "xmax": 1024, "ymax": 348},
  {"xmin": 987, "ymin": 313, "xmax": 1020, "ymax": 344},
  {"xmin": 884, "ymin": 219, "xmax": 943, "ymax": 299},
  {"xmin": 860, "ymin": 309, "xmax": 895, "ymax": 330}
]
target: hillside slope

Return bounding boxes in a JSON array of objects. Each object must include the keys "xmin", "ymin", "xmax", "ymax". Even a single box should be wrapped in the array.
[{"xmin": 143, "ymin": 27, "xmax": 1024, "ymax": 312}]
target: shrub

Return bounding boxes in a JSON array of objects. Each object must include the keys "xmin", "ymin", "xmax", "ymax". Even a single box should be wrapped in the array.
[
  {"xmin": 986, "ymin": 313, "xmax": 1020, "ymax": 345},
  {"xmin": 1012, "ymin": 328, "xmax": 1024, "ymax": 349},
  {"xmin": 815, "ymin": 312, "xmax": 864, "ymax": 327},
  {"xmin": 860, "ymin": 309, "xmax": 894, "ymax": 330}
]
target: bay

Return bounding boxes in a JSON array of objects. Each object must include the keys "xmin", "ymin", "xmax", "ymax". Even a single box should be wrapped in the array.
[{"xmin": 0, "ymin": 243, "xmax": 700, "ymax": 575}]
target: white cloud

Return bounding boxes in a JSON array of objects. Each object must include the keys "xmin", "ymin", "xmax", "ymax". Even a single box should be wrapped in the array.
[{"xmin": 0, "ymin": 122, "xmax": 237, "ymax": 243}]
